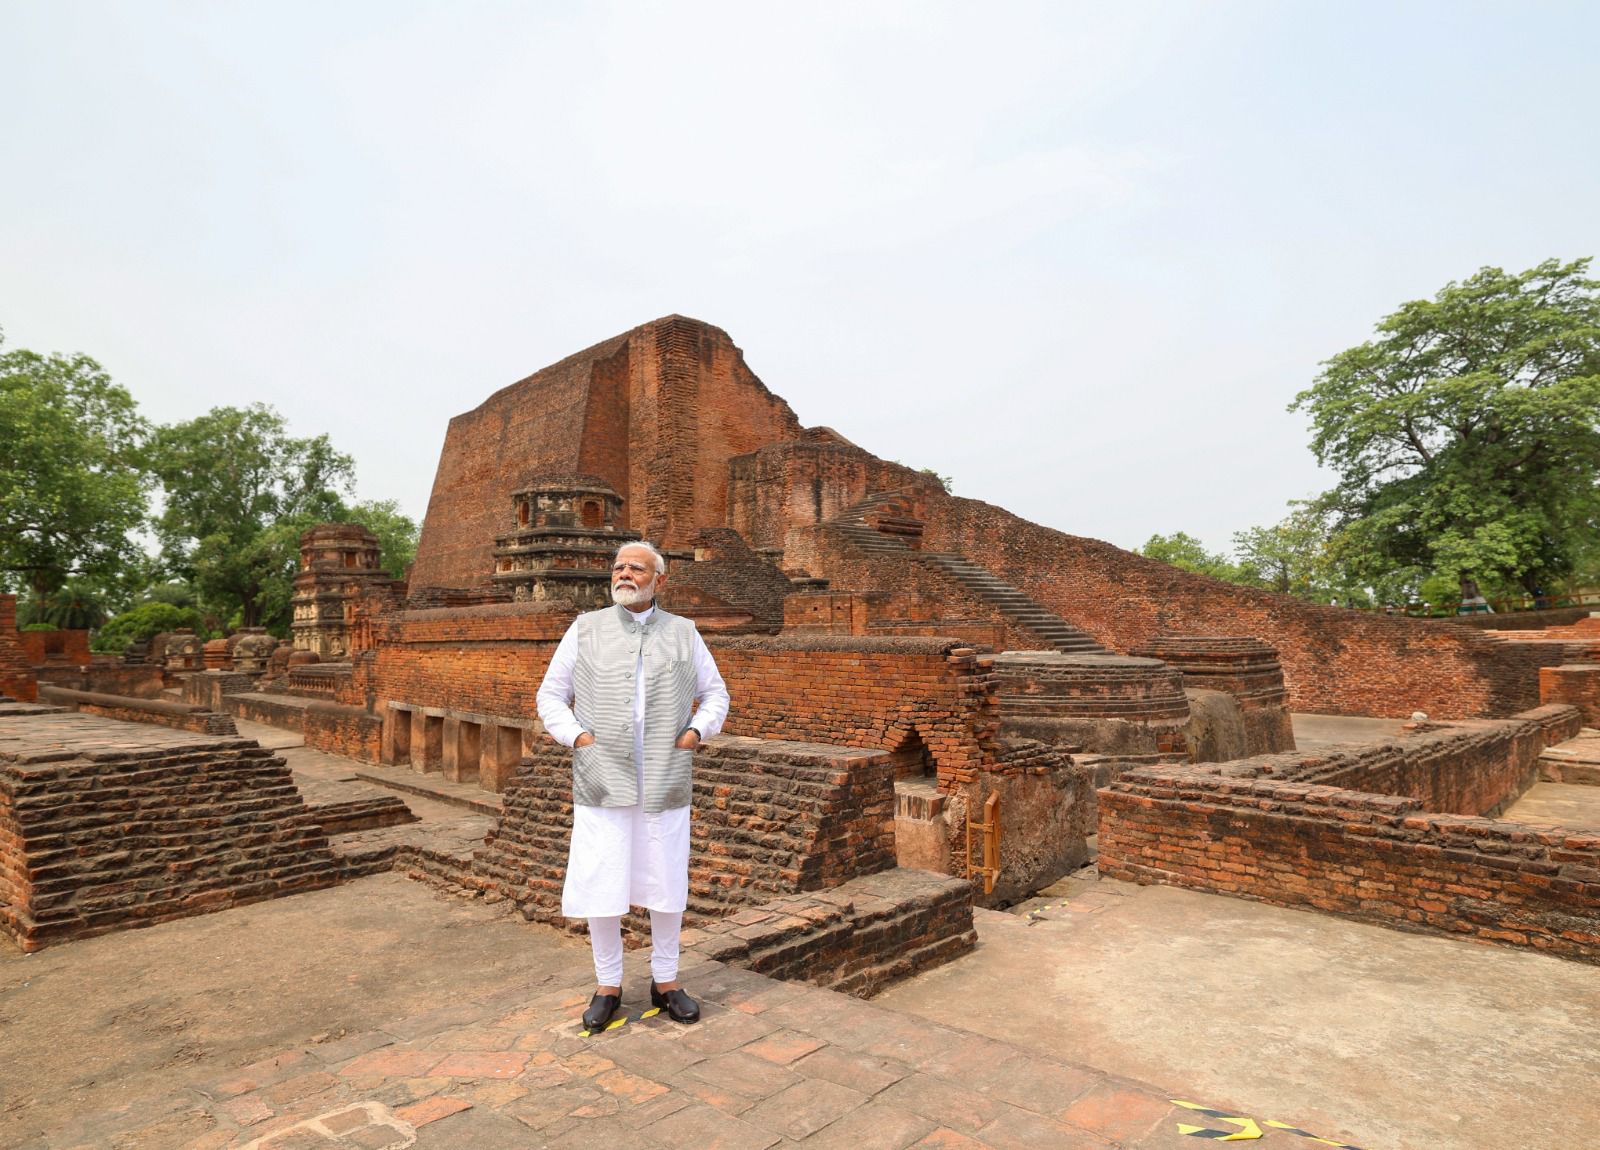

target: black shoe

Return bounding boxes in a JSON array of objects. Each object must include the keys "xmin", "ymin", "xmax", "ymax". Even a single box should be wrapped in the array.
[
  {"xmin": 650, "ymin": 982, "xmax": 700, "ymax": 1024},
  {"xmin": 581, "ymin": 992, "xmax": 622, "ymax": 1032}
]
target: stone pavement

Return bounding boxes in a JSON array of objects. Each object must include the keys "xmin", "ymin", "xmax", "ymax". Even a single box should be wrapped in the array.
[{"xmin": 31, "ymin": 954, "xmax": 1232, "ymax": 1150}]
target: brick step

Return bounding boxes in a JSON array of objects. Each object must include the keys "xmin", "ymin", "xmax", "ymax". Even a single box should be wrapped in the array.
[
  {"xmin": 328, "ymin": 835, "xmax": 400, "ymax": 879},
  {"xmin": 917, "ymin": 553, "xmax": 1105, "ymax": 655},
  {"xmin": 831, "ymin": 514, "xmax": 1105, "ymax": 654},
  {"xmin": 829, "ymin": 929, "xmax": 978, "ymax": 997},
  {"xmin": 304, "ymin": 795, "xmax": 416, "ymax": 836},
  {"xmin": 350, "ymin": 768, "xmax": 503, "ymax": 816}
]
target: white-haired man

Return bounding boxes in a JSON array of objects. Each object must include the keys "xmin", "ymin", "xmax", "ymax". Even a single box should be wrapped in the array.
[{"xmin": 536, "ymin": 540, "xmax": 729, "ymax": 1031}]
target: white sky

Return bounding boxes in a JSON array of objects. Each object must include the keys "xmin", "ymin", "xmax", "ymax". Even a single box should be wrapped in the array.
[{"xmin": 4, "ymin": 1, "xmax": 1597, "ymax": 558}]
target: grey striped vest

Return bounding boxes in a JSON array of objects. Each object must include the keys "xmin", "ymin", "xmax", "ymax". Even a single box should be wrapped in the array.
[{"xmin": 569, "ymin": 604, "xmax": 699, "ymax": 812}]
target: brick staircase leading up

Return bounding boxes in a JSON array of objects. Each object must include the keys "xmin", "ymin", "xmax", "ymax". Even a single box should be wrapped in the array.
[
  {"xmin": 831, "ymin": 489, "xmax": 927, "ymax": 554},
  {"xmin": 829, "ymin": 491, "xmax": 1108, "ymax": 655},
  {"xmin": 917, "ymin": 551, "xmax": 1106, "ymax": 654}
]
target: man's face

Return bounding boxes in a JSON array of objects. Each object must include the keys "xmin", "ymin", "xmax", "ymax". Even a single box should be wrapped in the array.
[{"xmin": 611, "ymin": 547, "xmax": 661, "ymax": 607}]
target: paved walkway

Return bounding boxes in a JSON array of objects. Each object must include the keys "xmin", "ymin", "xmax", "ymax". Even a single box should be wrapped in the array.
[{"xmin": 26, "ymin": 949, "xmax": 1219, "ymax": 1150}]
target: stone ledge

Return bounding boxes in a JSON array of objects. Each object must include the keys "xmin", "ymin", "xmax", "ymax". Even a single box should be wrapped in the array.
[{"xmin": 683, "ymin": 867, "xmax": 976, "ymax": 997}]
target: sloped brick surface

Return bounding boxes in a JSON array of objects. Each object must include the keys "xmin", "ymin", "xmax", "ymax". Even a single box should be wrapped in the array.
[{"xmin": 0, "ymin": 712, "xmax": 341, "ymax": 950}]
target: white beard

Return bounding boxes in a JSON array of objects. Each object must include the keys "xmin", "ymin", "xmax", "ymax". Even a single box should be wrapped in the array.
[{"xmin": 611, "ymin": 582, "xmax": 652, "ymax": 607}]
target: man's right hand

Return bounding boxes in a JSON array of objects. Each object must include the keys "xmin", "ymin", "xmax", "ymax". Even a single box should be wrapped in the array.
[{"xmin": 574, "ymin": 732, "xmax": 595, "ymax": 748}]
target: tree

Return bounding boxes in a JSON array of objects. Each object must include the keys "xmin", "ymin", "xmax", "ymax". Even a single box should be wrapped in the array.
[
  {"xmin": 18, "ymin": 579, "xmax": 110, "ymax": 631},
  {"xmin": 147, "ymin": 404, "xmax": 355, "ymax": 628},
  {"xmin": 1231, "ymin": 501, "xmax": 1335, "ymax": 599},
  {"xmin": 343, "ymin": 498, "xmax": 420, "ymax": 580},
  {"xmin": 1292, "ymin": 259, "xmax": 1600, "ymax": 597},
  {"xmin": 92, "ymin": 601, "xmax": 206, "ymax": 654},
  {"xmin": 0, "ymin": 333, "xmax": 150, "ymax": 601},
  {"xmin": 1139, "ymin": 532, "xmax": 1249, "ymax": 583}
]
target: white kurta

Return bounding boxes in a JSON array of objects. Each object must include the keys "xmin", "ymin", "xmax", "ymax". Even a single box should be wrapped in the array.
[{"xmin": 536, "ymin": 604, "xmax": 729, "ymax": 918}]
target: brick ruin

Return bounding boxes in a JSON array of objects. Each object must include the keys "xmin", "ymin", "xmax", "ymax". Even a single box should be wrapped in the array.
[
  {"xmin": 1098, "ymin": 706, "xmax": 1600, "ymax": 961},
  {"xmin": 4, "ymin": 314, "xmax": 1598, "ymax": 972},
  {"xmin": 0, "ymin": 709, "xmax": 341, "ymax": 951},
  {"xmin": 291, "ymin": 522, "xmax": 400, "ymax": 659},
  {"xmin": 0, "ymin": 595, "xmax": 39, "ymax": 703}
]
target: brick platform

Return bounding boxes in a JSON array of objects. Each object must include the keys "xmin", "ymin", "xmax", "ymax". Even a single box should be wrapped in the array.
[
  {"xmin": 1099, "ymin": 706, "xmax": 1600, "ymax": 962},
  {"xmin": 0, "ymin": 712, "xmax": 342, "ymax": 950},
  {"xmin": 469, "ymin": 735, "xmax": 977, "ymax": 993},
  {"xmin": 684, "ymin": 867, "xmax": 977, "ymax": 996},
  {"xmin": 474, "ymin": 736, "xmax": 901, "ymax": 924}
]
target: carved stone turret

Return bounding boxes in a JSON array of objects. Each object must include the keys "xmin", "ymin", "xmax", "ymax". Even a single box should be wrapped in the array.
[
  {"xmin": 164, "ymin": 629, "xmax": 204, "ymax": 672},
  {"xmin": 491, "ymin": 475, "xmax": 640, "ymax": 610},
  {"xmin": 232, "ymin": 627, "xmax": 279, "ymax": 674},
  {"xmin": 291, "ymin": 523, "xmax": 398, "ymax": 659},
  {"xmin": 202, "ymin": 637, "xmax": 232, "ymax": 671}
]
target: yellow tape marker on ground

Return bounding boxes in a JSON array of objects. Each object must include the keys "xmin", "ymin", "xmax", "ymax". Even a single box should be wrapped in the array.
[
  {"xmin": 1265, "ymin": 1118, "xmax": 1368, "ymax": 1148},
  {"xmin": 579, "ymin": 1005, "xmax": 664, "ymax": 1038},
  {"xmin": 1172, "ymin": 1100, "xmax": 1263, "ymax": 1141}
]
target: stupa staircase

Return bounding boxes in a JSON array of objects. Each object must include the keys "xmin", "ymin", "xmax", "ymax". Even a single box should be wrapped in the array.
[{"xmin": 829, "ymin": 491, "xmax": 1108, "ymax": 655}]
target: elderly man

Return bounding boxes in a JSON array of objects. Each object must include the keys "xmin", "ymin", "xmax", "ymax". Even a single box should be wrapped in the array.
[{"xmin": 536, "ymin": 540, "xmax": 729, "ymax": 1032}]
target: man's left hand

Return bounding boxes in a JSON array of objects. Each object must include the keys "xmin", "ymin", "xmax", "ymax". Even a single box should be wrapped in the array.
[{"xmin": 674, "ymin": 729, "xmax": 701, "ymax": 750}]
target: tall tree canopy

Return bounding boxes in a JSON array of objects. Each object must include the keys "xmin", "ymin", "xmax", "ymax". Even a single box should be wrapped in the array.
[
  {"xmin": 1230, "ymin": 501, "xmax": 1331, "ymax": 598},
  {"xmin": 0, "ymin": 334, "xmax": 151, "ymax": 601},
  {"xmin": 1293, "ymin": 258, "xmax": 1600, "ymax": 596},
  {"xmin": 1139, "ymin": 532, "xmax": 1249, "ymax": 583},
  {"xmin": 147, "ymin": 404, "xmax": 355, "ymax": 628}
]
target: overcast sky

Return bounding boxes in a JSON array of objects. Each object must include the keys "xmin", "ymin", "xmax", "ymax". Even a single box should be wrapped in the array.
[{"xmin": 4, "ymin": 2, "xmax": 1597, "ymax": 558}]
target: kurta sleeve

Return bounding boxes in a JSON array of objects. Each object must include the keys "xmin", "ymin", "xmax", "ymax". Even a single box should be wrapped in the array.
[
  {"xmin": 536, "ymin": 619, "xmax": 587, "ymax": 747},
  {"xmin": 686, "ymin": 627, "xmax": 729, "ymax": 739}
]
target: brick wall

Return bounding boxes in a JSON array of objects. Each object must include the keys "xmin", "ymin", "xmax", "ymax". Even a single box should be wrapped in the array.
[
  {"xmin": 710, "ymin": 636, "xmax": 1000, "ymax": 793},
  {"xmin": 38, "ymin": 686, "xmax": 238, "ymax": 737},
  {"xmin": 660, "ymin": 528, "xmax": 793, "ymax": 630},
  {"xmin": 0, "ymin": 595, "xmax": 37, "ymax": 702},
  {"xmin": 17, "ymin": 629, "xmax": 91, "ymax": 666},
  {"xmin": 183, "ymin": 671, "xmax": 258, "ymax": 712},
  {"xmin": 1540, "ymin": 664, "xmax": 1600, "ymax": 725},
  {"xmin": 369, "ymin": 604, "xmax": 571, "ymax": 721},
  {"xmin": 304, "ymin": 701, "xmax": 385, "ymax": 762},
  {"xmin": 730, "ymin": 447, "xmax": 1557, "ymax": 722},
  {"xmin": 783, "ymin": 590, "xmax": 1006, "ymax": 652},
  {"xmin": 0, "ymin": 715, "xmax": 341, "ymax": 951},
  {"xmin": 412, "ymin": 316, "xmax": 804, "ymax": 588},
  {"xmin": 727, "ymin": 439, "xmax": 929, "ymax": 556},
  {"xmin": 1267, "ymin": 720, "xmax": 1546, "ymax": 817},
  {"xmin": 779, "ymin": 524, "xmax": 1043, "ymax": 652},
  {"xmin": 367, "ymin": 611, "xmax": 1005, "ymax": 797},
  {"xmin": 917, "ymin": 495, "xmax": 1568, "ymax": 720},
  {"xmin": 38, "ymin": 662, "xmax": 166, "ymax": 699},
  {"xmin": 1098, "ymin": 708, "xmax": 1599, "ymax": 962}
]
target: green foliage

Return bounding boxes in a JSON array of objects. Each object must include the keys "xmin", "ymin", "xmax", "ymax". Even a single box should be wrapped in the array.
[
  {"xmin": 1231, "ymin": 502, "xmax": 1331, "ymax": 597},
  {"xmin": 0, "ymin": 333, "xmax": 151, "ymax": 600},
  {"xmin": 18, "ymin": 579, "xmax": 110, "ymax": 630},
  {"xmin": 91, "ymin": 601, "xmax": 205, "ymax": 653},
  {"xmin": 1139, "ymin": 532, "xmax": 1250, "ymax": 583},
  {"xmin": 890, "ymin": 462, "xmax": 954, "ymax": 494},
  {"xmin": 144, "ymin": 581, "xmax": 199, "ymax": 609},
  {"xmin": 1292, "ymin": 258, "xmax": 1600, "ymax": 596},
  {"xmin": 916, "ymin": 467, "xmax": 953, "ymax": 494},
  {"xmin": 21, "ymin": 623, "xmax": 54, "ymax": 632},
  {"xmin": 343, "ymin": 499, "xmax": 420, "ymax": 580},
  {"xmin": 147, "ymin": 404, "xmax": 355, "ymax": 628},
  {"xmin": 1417, "ymin": 572, "xmax": 1462, "ymax": 611}
]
